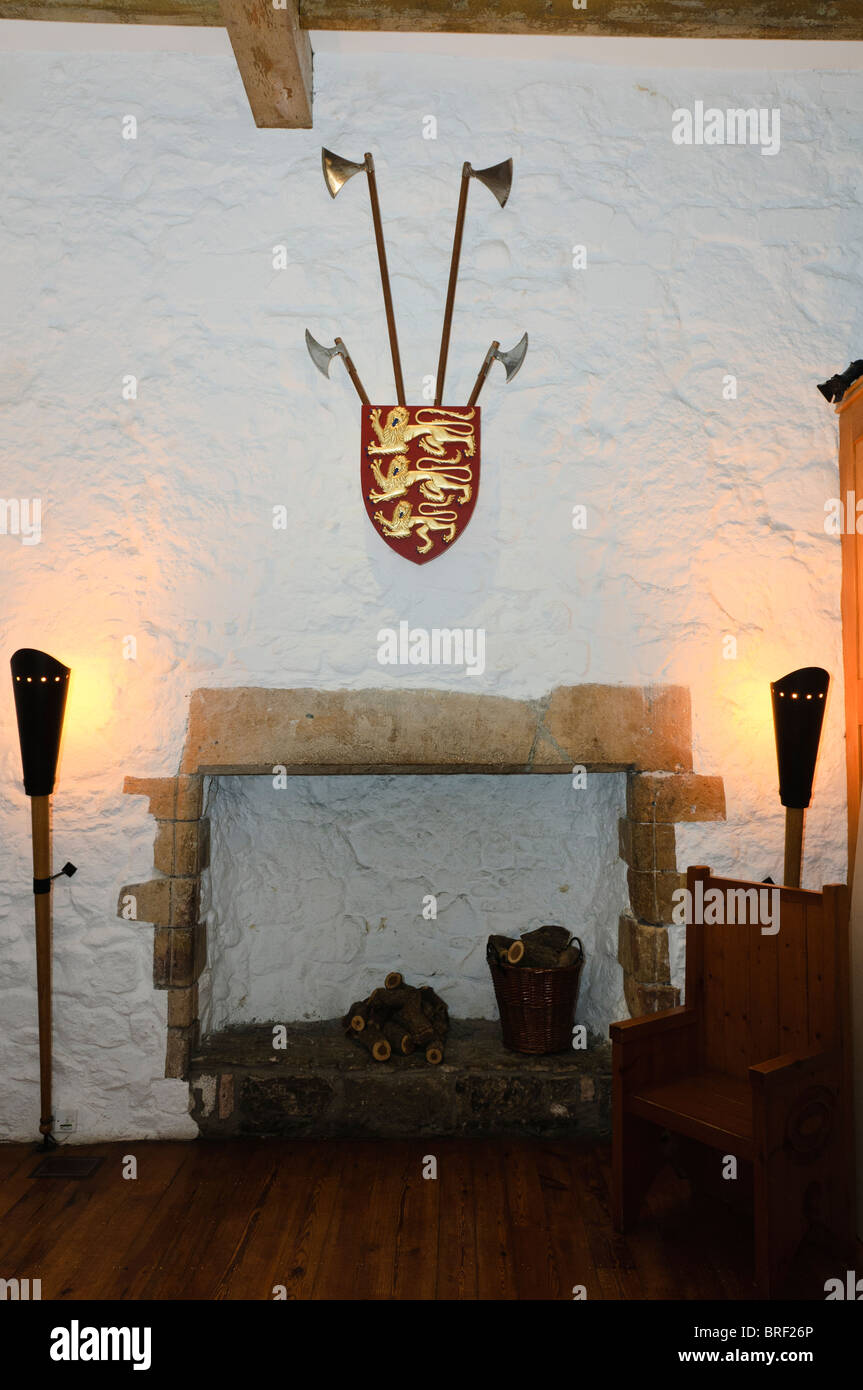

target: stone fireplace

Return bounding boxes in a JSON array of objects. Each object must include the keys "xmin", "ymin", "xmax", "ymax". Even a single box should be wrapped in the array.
[{"xmin": 119, "ymin": 683, "xmax": 725, "ymax": 1090}]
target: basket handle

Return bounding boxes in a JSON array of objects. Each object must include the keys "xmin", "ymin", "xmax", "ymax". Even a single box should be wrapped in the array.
[{"xmin": 571, "ymin": 935, "xmax": 584, "ymax": 960}]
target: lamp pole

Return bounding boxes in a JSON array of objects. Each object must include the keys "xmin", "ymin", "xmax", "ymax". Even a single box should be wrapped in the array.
[
  {"xmin": 31, "ymin": 794, "xmax": 54, "ymax": 1143},
  {"xmin": 783, "ymin": 806, "xmax": 806, "ymax": 890}
]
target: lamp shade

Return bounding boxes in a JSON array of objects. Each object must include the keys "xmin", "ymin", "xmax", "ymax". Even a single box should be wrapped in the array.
[
  {"xmin": 10, "ymin": 648, "xmax": 71, "ymax": 796},
  {"xmin": 770, "ymin": 666, "xmax": 829, "ymax": 809}
]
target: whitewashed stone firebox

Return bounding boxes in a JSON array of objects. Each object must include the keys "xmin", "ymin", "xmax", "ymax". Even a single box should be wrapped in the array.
[
  {"xmin": 119, "ymin": 683, "xmax": 726, "ymax": 1078},
  {"xmin": 200, "ymin": 771, "xmax": 629, "ymax": 1039}
]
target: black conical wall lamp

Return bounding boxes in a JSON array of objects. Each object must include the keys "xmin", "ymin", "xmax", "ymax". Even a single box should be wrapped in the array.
[
  {"xmin": 10, "ymin": 648, "xmax": 76, "ymax": 1149},
  {"xmin": 770, "ymin": 666, "xmax": 829, "ymax": 888}
]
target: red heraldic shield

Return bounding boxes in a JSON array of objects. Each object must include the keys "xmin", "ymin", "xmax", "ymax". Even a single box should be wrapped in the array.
[{"xmin": 361, "ymin": 405, "xmax": 481, "ymax": 565}]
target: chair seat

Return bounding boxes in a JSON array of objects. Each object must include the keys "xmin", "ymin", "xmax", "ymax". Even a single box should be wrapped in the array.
[{"xmin": 627, "ymin": 1070, "xmax": 754, "ymax": 1158}]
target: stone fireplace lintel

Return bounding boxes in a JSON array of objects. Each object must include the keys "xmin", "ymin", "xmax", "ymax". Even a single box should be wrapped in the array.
[{"xmin": 178, "ymin": 682, "xmax": 696, "ymax": 775}]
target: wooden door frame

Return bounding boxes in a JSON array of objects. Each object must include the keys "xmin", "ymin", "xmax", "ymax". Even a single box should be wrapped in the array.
[
  {"xmin": 837, "ymin": 377, "xmax": 863, "ymax": 885},
  {"xmin": 837, "ymin": 376, "xmax": 863, "ymax": 1238}
]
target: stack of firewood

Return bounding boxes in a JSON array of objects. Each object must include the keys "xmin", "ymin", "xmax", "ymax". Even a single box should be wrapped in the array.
[
  {"xmin": 486, "ymin": 924, "xmax": 581, "ymax": 968},
  {"xmin": 343, "ymin": 973, "xmax": 450, "ymax": 1064}
]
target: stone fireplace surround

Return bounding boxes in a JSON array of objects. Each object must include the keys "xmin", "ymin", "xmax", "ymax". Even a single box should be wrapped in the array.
[{"xmin": 118, "ymin": 684, "xmax": 725, "ymax": 1081}]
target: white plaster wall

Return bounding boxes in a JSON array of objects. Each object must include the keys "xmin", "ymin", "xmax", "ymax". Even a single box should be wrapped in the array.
[
  {"xmin": 200, "ymin": 773, "xmax": 628, "ymax": 1040},
  {"xmin": 0, "ymin": 34, "xmax": 859, "ymax": 1139}
]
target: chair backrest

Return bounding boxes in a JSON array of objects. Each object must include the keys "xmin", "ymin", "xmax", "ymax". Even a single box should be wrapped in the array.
[{"xmin": 684, "ymin": 865, "xmax": 850, "ymax": 1078}]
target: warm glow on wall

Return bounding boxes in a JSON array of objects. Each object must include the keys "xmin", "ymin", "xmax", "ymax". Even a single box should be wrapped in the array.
[
  {"xmin": 64, "ymin": 659, "xmax": 115, "ymax": 739},
  {"xmin": 710, "ymin": 655, "xmax": 778, "ymax": 782}
]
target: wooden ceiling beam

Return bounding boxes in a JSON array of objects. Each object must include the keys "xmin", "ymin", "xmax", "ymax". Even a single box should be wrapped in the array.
[
  {"xmin": 1, "ymin": 0, "xmax": 862, "ymax": 41},
  {"xmin": 218, "ymin": 0, "xmax": 311, "ymax": 128}
]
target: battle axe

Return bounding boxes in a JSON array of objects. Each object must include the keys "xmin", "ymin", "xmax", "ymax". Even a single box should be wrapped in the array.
[
  {"xmin": 466, "ymin": 333, "xmax": 528, "ymax": 408},
  {"xmin": 305, "ymin": 330, "xmax": 370, "ymax": 405},
  {"xmin": 435, "ymin": 159, "xmax": 513, "ymax": 406},
  {"xmin": 322, "ymin": 148, "xmax": 405, "ymax": 405}
]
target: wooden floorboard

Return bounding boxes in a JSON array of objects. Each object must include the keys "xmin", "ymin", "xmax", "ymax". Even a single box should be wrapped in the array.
[
  {"xmin": 0, "ymin": 1137, "xmax": 853, "ymax": 1300},
  {"xmin": 470, "ymin": 1138, "xmax": 519, "ymax": 1299},
  {"xmin": 434, "ymin": 1139, "xmax": 477, "ymax": 1300}
]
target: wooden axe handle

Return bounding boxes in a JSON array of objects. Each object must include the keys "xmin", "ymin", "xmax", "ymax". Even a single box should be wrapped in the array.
[
  {"xmin": 467, "ymin": 341, "xmax": 499, "ymax": 408},
  {"xmin": 364, "ymin": 154, "xmax": 405, "ymax": 406},
  {"xmin": 334, "ymin": 338, "xmax": 371, "ymax": 405},
  {"xmin": 435, "ymin": 163, "xmax": 472, "ymax": 407}
]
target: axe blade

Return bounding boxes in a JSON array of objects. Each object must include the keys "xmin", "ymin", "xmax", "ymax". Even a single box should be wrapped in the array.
[
  {"xmin": 495, "ymin": 332, "xmax": 529, "ymax": 382},
  {"xmin": 321, "ymin": 147, "xmax": 366, "ymax": 198},
  {"xmin": 305, "ymin": 329, "xmax": 341, "ymax": 379},
  {"xmin": 471, "ymin": 157, "xmax": 513, "ymax": 208}
]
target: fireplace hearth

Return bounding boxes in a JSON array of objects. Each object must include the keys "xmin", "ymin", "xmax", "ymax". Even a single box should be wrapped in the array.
[{"xmin": 189, "ymin": 1020, "xmax": 611, "ymax": 1139}]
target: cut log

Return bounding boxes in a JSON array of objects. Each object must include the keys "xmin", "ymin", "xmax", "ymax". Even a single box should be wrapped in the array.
[
  {"xmin": 423, "ymin": 995, "xmax": 449, "ymax": 1020},
  {"xmin": 520, "ymin": 941, "xmax": 562, "ymax": 969},
  {"xmin": 396, "ymin": 1010, "xmax": 434, "ymax": 1044},
  {"xmin": 353, "ymin": 1021, "xmax": 391, "ymax": 1061},
  {"xmin": 380, "ymin": 984, "xmax": 436, "ymax": 1041},
  {"xmin": 381, "ymin": 1019, "xmax": 414, "ymax": 1055},
  {"xmin": 420, "ymin": 995, "xmax": 449, "ymax": 1033},
  {"xmin": 375, "ymin": 984, "xmax": 409, "ymax": 1006},
  {"xmin": 343, "ymin": 1000, "xmax": 370, "ymax": 1032},
  {"xmin": 425, "ymin": 1041, "xmax": 445, "ymax": 1065},
  {"xmin": 521, "ymin": 924, "xmax": 571, "ymax": 954},
  {"xmin": 488, "ymin": 934, "xmax": 525, "ymax": 965},
  {"xmin": 344, "ymin": 976, "xmax": 448, "ymax": 1058},
  {"xmin": 418, "ymin": 984, "xmax": 449, "ymax": 1015},
  {"xmin": 558, "ymin": 944, "xmax": 582, "ymax": 968}
]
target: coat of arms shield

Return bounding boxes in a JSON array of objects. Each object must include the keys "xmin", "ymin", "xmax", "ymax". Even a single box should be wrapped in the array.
[{"xmin": 361, "ymin": 405, "xmax": 480, "ymax": 564}]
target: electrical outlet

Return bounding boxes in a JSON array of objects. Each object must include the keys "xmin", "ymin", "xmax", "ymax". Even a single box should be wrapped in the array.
[{"xmin": 54, "ymin": 1111, "xmax": 77, "ymax": 1134}]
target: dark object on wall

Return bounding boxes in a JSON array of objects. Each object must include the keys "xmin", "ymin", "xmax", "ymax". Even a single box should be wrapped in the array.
[
  {"xmin": 489, "ymin": 928, "xmax": 584, "ymax": 1054},
  {"xmin": 771, "ymin": 666, "xmax": 829, "ymax": 887},
  {"xmin": 10, "ymin": 648, "xmax": 72, "ymax": 1151},
  {"xmin": 610, "ymin": 864, "xmax": 854, "ymax": 1300},
  {"xmin": 817, "ymin": 360, "xmax": 863, "ymax": 405}
]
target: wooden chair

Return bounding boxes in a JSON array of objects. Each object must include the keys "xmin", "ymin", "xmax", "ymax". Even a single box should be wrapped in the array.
[{"xmin": 610, "ymin": 865, "xmax": 854, "ymax": 1298}]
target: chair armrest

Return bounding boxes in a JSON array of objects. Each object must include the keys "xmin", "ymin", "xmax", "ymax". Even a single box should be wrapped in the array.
[
  {"xmin": 610, "ymin": 1006, "xmax": 696, "ymax": 1044},
  {"xmin": 749, "ymin": 1047, "xmax": 832, "ymax": 1089}
]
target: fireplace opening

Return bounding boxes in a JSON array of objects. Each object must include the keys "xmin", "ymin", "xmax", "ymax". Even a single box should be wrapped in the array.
[{"xmin": 198, "ymin": 772, "xmax": 629, "ymax": 1042}]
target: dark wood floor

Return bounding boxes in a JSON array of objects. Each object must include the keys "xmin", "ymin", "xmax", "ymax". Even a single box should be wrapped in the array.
[{"xmin": 0, "ymin": 1138, "xmax": 849, "ymax": 1300}]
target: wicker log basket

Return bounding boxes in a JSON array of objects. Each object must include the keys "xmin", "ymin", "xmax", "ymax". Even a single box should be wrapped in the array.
[{"xmin": 487, "ymin": 926, "xmax": 584, "ymax": 1055}]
